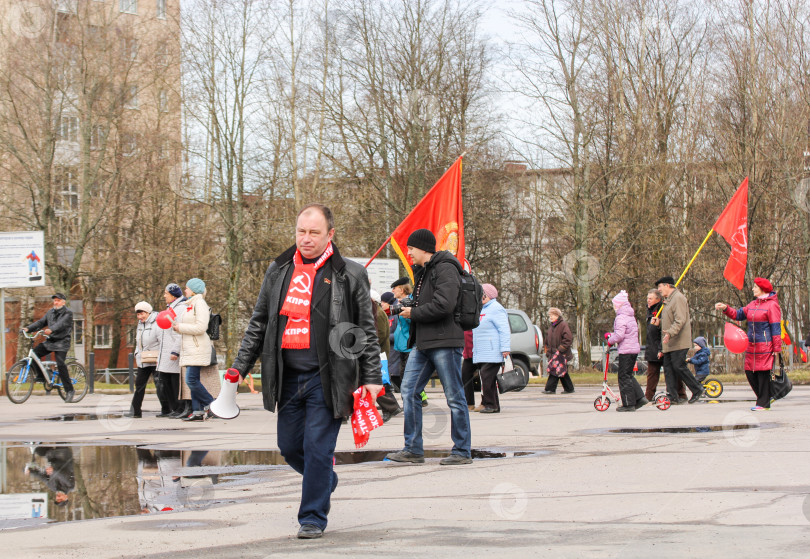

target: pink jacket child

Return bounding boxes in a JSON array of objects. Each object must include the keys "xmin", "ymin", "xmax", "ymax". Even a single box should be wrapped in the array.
[{"xmin": 607, "ymin": 291, "xmax": 641, "ymax": 354}]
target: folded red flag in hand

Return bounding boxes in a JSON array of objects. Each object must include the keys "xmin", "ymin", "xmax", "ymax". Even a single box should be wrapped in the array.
[{"xmin": 351, "ymin": 386, "xmax": 384, "ymax": 448}]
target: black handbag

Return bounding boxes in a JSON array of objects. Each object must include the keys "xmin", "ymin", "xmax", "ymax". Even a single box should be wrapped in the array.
[
  {"xmin": 770, "ymin": 354, "xmax": 792, "ymax": 401},
  {"xmin": 496, "ymin": 357, "xmax": 527, "ymax": 394}
]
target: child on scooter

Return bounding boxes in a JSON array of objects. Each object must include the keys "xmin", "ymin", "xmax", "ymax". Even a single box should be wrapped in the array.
[{"xmin": 686, "ymin": 336, "xmax": 711, "ymax": 383}]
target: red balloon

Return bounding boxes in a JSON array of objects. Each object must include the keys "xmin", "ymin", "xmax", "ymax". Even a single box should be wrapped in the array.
[
  {"xmin": 156, "ymin": 308, "xmax": 176, "ymax": 329},
  {"xmin": 723, "ymin": 322, "xmax": 748, "ymax": 354}
]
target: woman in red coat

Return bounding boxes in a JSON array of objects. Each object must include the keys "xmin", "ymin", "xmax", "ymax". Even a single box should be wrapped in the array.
[{"xmin": 715, "ymin": 277, "xmax": 782, "ymax": 411}]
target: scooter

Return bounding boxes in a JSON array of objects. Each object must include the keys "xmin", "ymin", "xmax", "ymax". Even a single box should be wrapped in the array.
[{"xmin": 594, "ymin": 346, "xmax": 671, "ymax": 411}]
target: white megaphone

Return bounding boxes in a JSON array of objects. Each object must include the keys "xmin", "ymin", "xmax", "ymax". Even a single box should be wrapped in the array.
[{"xmin": 210, "ymin": 369, "xmax": 241, "ymax": 419}]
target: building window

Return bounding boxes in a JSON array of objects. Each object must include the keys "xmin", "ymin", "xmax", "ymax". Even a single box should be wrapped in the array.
[
  {"xmin": 90, "ymin": 125, "xmax": 105, "ymax": 150},
  {"xmin": 158, "ymin": 89, "xmax": 168, "ymax": 113},
  {"xmin": 157, "ymin": 0, "xmax": 167, "ymax": 19},
  {"xmin": 156, "ymin": 41, "xmax": 169, "ymax": 67},
  {"xmin": 120, "ymin": 0, "xmax": 138, "ymax": 14},
  {"xmin": 56, "ymin": 214, "xmax": 80, "ymax": 240},
  {"xmin": 121, "ymin": 133, "xmax": 138, "ymax": 157},
  {"xmin": 120, "ymin": 37, "xmax": 139, "ymax": 61},
  {"xmin": 95, "ymin": 324, "xmax": 112, "ymax": 348},
  {"xmin": 74, "ymin": 320, "xmax": 84, "ymax": 345},
  {"xmin": 56, "ymin": 115, "xmax": 78, "ymax": 143},
  {"xmin": 56, "ymin": 0, "xmax": 78, "ymax": 14},
  {"xmin": 54, "ymin": 166, "xmax": 79, "ymax": 211},
  {"xmin": 125, "ymin": 85, "xmax": 139, "ymax": 109}
]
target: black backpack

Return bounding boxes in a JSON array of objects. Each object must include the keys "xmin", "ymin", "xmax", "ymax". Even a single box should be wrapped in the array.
[
  {"xmin": 455, "ymin": 269, "xmax": 483, "ymax": 331},
  {"xmin": 206, "ymin": 311, "xmax": 222, "ymax": 340}
]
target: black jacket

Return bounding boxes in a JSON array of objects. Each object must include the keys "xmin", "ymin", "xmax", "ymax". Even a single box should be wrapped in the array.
[
  {"xmin": 645, "ymin": 302, "xmax": 663, "ymax": 363},
  {"xmin": 27, "ymin": 306, "xmax": 73, "ymax": 353},
  {"xmin": 408, "ymin": 251, "xmax": 464, "ymax": 350},
  {"xmin": 231, "ymin": 244, "xmax": 381, "ymax": 418}
]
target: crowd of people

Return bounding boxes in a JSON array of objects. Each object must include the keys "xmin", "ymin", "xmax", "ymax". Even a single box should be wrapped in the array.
[{"xmin": 21, "ymin": 203, "xmax": 789, "ymax": 540}]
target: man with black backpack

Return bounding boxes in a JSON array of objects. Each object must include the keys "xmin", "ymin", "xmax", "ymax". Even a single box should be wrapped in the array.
[{"xmin": 386, "ymin": 229, "xmax": 475, "ymax": 466}]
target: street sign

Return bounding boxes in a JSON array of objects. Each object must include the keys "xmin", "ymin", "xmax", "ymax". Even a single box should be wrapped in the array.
[
  {"xmin": 0, "ymin": 231, "xmax": 46, "ymax": 288},
  {"xmin": 347, "ymin": 257, "xmax": 401, "ymax": 294}
]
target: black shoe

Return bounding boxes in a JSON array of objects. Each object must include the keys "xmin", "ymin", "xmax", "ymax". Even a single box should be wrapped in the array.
[
  {"xmin": 542, "ymin": 390, "xmax": 555, "ymax": 394},
  {"xmin": 439, "ymin": 454, "xmax": 473, "ymax": 465},
  {"xmin": 174, "ymin": 403, "xmax": 192, "ymax": 419},
  {"xmin": 688, "ymin": 389, "xmax": 706, "ymax": 404},
  {"xmin": 385, "ymin": 450, "xmax": 425, "ymax": 464},
  {"xmin": 421, "ymin": 400, "xmax": 428, "ymax": 408},
  {"xmin": 616, "ymin": 405, "xmax": 636, "ymax": 412},
  {"xmin": 382, "ymin": 408, "xmax": 402, "ymax": 422},
  {"xmin": 634, "ymin": 398, "xmax": 649, "ymax": 409},
  {"xmin": 297, "ymin": 524, "xmax": 323, "ymax": 539},
  {"xmin": 181, "ymin": 412, "xmax": 205, "ymax": 421},
  {"xmin": 156, "ymin": 411, "xmax": 172, "ymax": 418},
  {"xmin": 64, "ymin": 390, "xmax": 75, "ymax": 403},
  {"xmin": 124, "ymin": 411, "xmax": 142, "ymax": 418},
  {"xmin": 479, "ymin": 407, "xmax": 498, "ymax": 414},
  {"xmin": 382, "ymin": 411, "xmax": 391, "ymax": 423}
]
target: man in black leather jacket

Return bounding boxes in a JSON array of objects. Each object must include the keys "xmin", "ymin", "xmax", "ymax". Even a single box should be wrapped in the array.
[
  {"xmin": 386, "ymin": 228, "xmax": 472, "ymax": 466},
  {"xmin": 229, "ymin": 204, "xmax": 382, "ymax": 539},
  {"xmin": 24, "ymin": 293, "xmax": 75, "ymax": 402}
]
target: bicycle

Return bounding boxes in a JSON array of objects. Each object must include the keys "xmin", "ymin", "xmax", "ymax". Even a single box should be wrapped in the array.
[{"xmin": 5, "ymin": 330, "xmax": 88, "ymax": 404}]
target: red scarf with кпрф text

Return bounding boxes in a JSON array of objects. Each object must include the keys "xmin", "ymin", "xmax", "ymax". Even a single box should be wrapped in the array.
[{"xmin": 280, "ymin": 243, "xmax": 334, "ymax": 349}]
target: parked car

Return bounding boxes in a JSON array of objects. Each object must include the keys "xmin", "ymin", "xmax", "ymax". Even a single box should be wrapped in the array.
[{"xmin": 506, "ymin": 309, "xmax": 543, "ymax": 388}]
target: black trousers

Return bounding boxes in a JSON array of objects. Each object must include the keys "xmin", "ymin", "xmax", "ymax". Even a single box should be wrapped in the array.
[
  {"xmin": 157, "ymin": 371, "xmax": 181, "ymax": 412},
  {"xmin": 461, "ymin": 358, "xmax": 479, "ymax": 406},
  {"xmin": 617, "ymin": 354, "xmax": 645, "ymax": 407},
  {"xmin": 478, "ymin": 362, "xmax": 501, "ymax": 411},
  {"xmin": 33, "ymin": 345, "xmax": 73, "ymax": 392},
  {"xmin": 662, "ymin": 349, "xmax": 702, "ymax": 401},
  {"xmin": 645, "ymin": 361, "xmax": 687, "ymax": 401},
  {"xmin": 544, "ymin": 372, "xmax": 574, "ymax": 393},
  {"xmin": 376, "ymin": 387, "xmax": 401, "ymax": 414},
  {"xmin": 745, "ymin": 370, "xmax": 772, "ymax": 408},
  {"xmin": 130, "ymin": 366, "xmax": 157, "ymax": 414}
]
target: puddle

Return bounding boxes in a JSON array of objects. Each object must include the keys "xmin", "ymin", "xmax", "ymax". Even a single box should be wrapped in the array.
[
  {"xmin": 43, "ymin": 414, "xmax": 124, "ymax": 422},
  {"xmin": 583, "ymin": 423, "xmax": 778, "ymax": 435},
  {"xmin": 0, "ymin": 443, "xmax": 542, "ymax": 528}
]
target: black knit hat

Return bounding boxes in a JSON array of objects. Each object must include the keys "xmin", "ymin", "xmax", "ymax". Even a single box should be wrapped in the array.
[
  {"xmin": 407, "ymin": 228, "xmax": 436, "ymax": 253},
  {"xmin": 390, "ymin": 277, "xmax": 410, "ymax": 289},
  {"xmin": 654, "ymin": 276, "xmax": 676, "ymax": 287}
]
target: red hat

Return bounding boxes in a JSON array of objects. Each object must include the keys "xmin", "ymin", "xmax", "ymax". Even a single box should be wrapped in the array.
[{"xmin": 753, "ymin": 277, "xmax": 773, "ymax": 293}]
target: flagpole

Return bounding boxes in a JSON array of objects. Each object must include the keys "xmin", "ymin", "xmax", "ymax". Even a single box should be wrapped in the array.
[
  {"xmin": 365, "ymin": 236, "xmax": 391, "ymax": 268},
  {"xmin": 655, "ymin": 229, "xmax": 714, "ymax": 317}
]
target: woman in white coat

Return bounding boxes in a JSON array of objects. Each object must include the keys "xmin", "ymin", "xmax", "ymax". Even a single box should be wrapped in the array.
[
  {"xmin": 126, "ymin": 302, "xmax": 161, "ymax": 418},
  {"xmin": 172, "ymin": 278, "xmax": 214, "ymax": 421}
]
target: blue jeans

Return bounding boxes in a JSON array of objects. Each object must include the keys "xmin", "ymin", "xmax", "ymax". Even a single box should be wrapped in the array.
[
  {"xmin": 185, "ymin": 366, "xmax": 214, "ymax": 412},
  {"xmin": 401, "ymin": 347, "xmax": 470, "ymax": 457},
  {"xmin": 277, "ymin": 369, "xmax": 341, "ymax": 530}
]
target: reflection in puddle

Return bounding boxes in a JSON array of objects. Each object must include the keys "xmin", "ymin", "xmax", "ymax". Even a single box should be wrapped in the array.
[
  {"xmin": 1, "ymin": 444, "xmax": 541, "ymax": 528},
  {"xmin": 604, "ymin": 423, "xmax": 776, "ymax": 434}
]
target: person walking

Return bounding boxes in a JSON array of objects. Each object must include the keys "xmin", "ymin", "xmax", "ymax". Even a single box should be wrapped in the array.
[
  {"xmin": 172, "ymin": 278, "xmax": 215, "ymax": 421},
  {"xmin": 471, "ymin": 284, "xmax": 511, "ymax": 414},
  {"xmin": 126, "ymin": 302, "xmax": 161, "ymax": 418},
  {"xmin": 715, "ymin": 277, "xmax": 782, "ymax": 411},
  {"xmin": 542, "ymin": 308, "xmax": 575, "ymax": 394},
  {"xmin": 644, "ymin": 289, "xmax": 687, "ymax": 402},
  {"xmin": 157, "ymin": 284, "xmax": 188, "ymax": 418},
  {"xmin": 651, "ymin": 276, "xmax": 705, "ymax": 404},
  {"xmin": 372, "ymin": 290, "xmax": 402, "ymax": 422},
  {"xmin": 23, "ymin": 293, "xmax": 75, "ymax": 402},
  {"xmin": 228, "ymin": 204, "xmax": 382, "ymax": 539},
  {"xmin": 386, "ymin": 228, "xmax": 472, "ymax": 466},
  {"xmin": 607, "ymin": 291, "xmax": 646, "ymax": 411}
]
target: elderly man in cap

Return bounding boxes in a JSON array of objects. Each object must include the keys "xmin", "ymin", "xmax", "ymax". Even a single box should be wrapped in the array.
[
  {"xmin": 23, "ymin": 293, "xmax": 75, "ymax": 402},
  {"xmin": 386, "ymin": 228, "xmax": 472, "ymax": 465},
  {"xmin": 650, "ymin": 276, "xmax": 705, "ymax": 404}
]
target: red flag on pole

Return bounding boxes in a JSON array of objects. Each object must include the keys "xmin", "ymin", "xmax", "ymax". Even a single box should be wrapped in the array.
[
  {"xmin": 712, "ymin": 177, "xmax": 748, "ymax": 289},
  {"xmin": 367, "ymin": 157, "xmax": 465, "ymax": 279}
]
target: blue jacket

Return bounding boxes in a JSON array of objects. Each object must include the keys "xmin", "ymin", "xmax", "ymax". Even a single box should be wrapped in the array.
[
  {"xmin": 689, "ymin": 337, "xmax": 711, "ymax": 379},
  {"xmin": 393, "ymin": 296, "xmax": 412, "ymax": 353},
  {"xmin": 472, "ymin": 299, "xmax": 511, "ymax": 364}
]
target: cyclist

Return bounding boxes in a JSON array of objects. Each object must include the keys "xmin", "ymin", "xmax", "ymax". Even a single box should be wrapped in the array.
[{"xmin": 22, "ymin": 292, "xmax": 75, "ymax": 402}]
